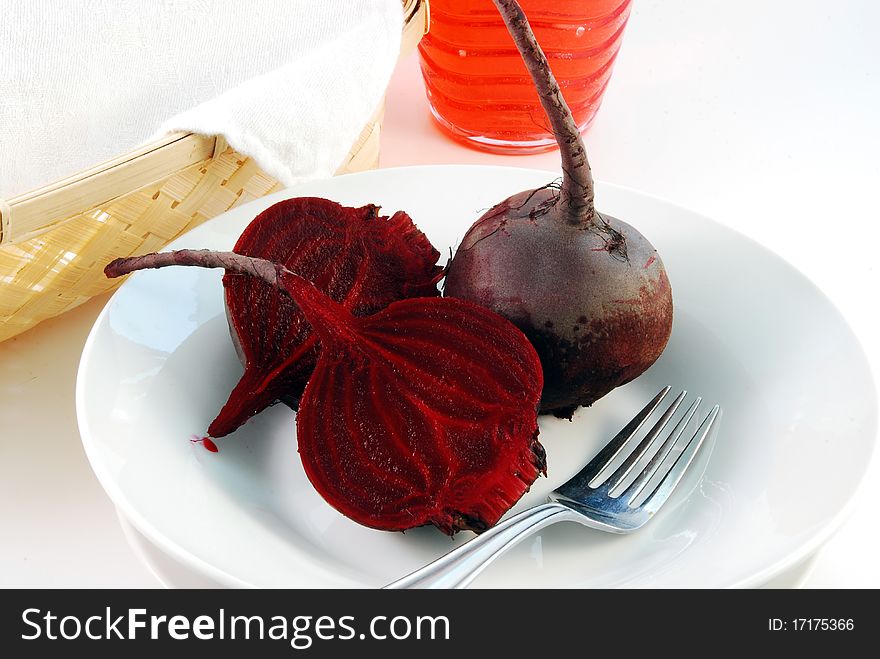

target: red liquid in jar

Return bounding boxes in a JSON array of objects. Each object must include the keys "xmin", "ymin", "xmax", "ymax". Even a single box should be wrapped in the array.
[{"xmin": 418, "ymin": 0, "xmax": 632, "ymax": 153}]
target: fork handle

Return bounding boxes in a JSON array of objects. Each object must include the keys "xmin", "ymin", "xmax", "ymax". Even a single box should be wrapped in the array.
[{"xmin": 383, "ymin": 502, "xmax": 579, "ymax": 589}]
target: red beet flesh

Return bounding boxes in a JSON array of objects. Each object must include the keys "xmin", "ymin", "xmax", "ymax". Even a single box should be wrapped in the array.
[
  {"xmin": 295, "ymin": 288, "xmax": 545, "ymax": 534},
  {"xmin": 106, "ymin": 250, "xmax": 546, "ymax": 534},
  {"xmin": 213, "ymin": 197, "xmax": 442, "ymax": 437},
  {"xmin": 444, "ymin": 0, "xmax": 673, "ymax": 417}
]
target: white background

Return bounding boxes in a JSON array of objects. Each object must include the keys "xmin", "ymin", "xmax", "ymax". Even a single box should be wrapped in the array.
[{"xmin": 0, "ymin": 0, "xmax": 877, "ymax": 587}]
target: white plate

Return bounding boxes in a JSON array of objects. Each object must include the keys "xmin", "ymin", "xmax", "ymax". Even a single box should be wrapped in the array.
[{"xmin": 77, "ymin": 165, "xmax": 877, "ymax": 588}]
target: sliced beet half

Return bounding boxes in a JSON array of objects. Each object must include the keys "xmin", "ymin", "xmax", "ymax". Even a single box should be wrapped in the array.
[{"xmin": 214, "ymin": 197, "xmax": 442, "ymax": 437}]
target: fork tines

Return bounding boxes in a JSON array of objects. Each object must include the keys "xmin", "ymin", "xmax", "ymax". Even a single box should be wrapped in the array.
[{"xmin": 587, "ymin": 387, "xmax": 721, "ymax": 509}]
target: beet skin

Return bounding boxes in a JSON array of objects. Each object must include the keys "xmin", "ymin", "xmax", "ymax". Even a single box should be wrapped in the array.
[{"xmin": 445, "ymin": 188, "xmax": 672, "ymax": 417}]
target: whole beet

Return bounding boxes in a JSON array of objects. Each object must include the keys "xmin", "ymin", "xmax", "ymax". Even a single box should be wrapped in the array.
[{"xmin": 444, "ymin": 0, "xmax": 673, "ymax": 417}]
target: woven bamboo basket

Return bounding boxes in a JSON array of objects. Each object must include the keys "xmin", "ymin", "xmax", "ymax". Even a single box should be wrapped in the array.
[{"xmin": 0, "ymin": 0, "xmax": 429, "ymax": 343}]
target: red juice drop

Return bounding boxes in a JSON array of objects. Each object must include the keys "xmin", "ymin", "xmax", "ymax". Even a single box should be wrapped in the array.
[{"xmin": 190, "ymin": 435, "xmax": 219, "ymax": 453}]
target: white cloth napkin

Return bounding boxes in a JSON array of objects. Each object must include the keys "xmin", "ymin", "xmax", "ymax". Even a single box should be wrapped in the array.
[{"xmin": 0, "ymin": 0, "xmax": 404, "ymax": 199}]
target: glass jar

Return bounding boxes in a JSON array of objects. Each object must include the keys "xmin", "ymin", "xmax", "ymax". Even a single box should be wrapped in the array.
[{"xmin": 418, "ymin": 0, "xmax": 633, "ymax": 153}]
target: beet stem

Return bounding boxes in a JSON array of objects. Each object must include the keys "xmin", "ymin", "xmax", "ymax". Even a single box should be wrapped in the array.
[
  {"xmin": 492, "ymin": 0, "xmax": 595, "ymax": 226},
  {"xmin": 105, "ymin": 250, "xmax": 356, "ymax": 347}
]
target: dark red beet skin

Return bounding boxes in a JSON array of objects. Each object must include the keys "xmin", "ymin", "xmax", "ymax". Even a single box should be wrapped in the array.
[
  {"xmin": 213, "ymin": 197, "xmax": 442, "ymax": 438},
  {"xmin": 444, "ymin": 0, "xmax": 673, "ymax": 417},
  {"xmin": 106, "ymin": 250, "xmax": 546, "ymax": 535},
  {"xmin": 445, "ymin": 189, "xmax": 672, "ymax": 416}
]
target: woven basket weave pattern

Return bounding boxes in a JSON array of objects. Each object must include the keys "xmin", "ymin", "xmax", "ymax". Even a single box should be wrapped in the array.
[
  {"xmin": 0, "ymin": 148, "xmax": 283, "ymax": 342},
  {"xmin": 0, "ymin": 0, "xmax": 424, "ymax": 343}
]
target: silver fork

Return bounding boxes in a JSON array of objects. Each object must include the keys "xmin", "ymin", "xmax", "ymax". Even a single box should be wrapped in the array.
[{"xmin": 385, "ymin": 386, "xmax": 721, "ymax": 589}]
